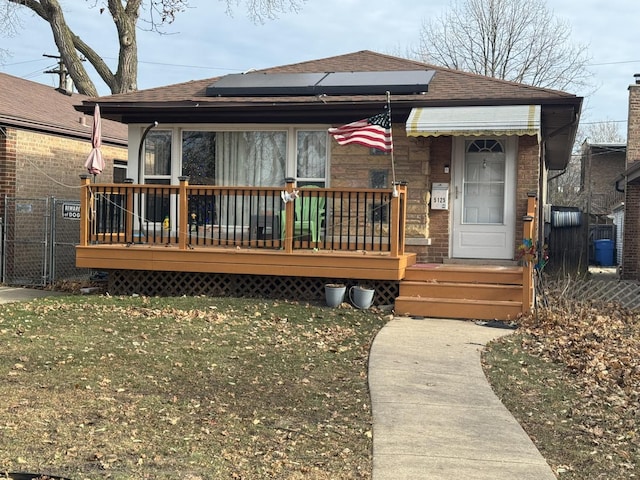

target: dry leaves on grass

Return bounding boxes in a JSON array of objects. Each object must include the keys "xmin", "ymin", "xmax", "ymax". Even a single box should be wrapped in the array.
[
  {"xmin": 519, "ymin": 301, "xmax": 640, "ymax": 415},
  {"xmin": 492, "ymin": 294, "xmax": 640, "ymax": 478}
]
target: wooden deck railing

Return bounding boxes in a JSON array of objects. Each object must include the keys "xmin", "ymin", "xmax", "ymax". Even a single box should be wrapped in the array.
[
  {"xmin": 521, "ymin": 192, "xmax": 538, "ymax": 314},
  {"xmin": 79, "ymin": 175, "xmax": 408, "ymax": 257}
]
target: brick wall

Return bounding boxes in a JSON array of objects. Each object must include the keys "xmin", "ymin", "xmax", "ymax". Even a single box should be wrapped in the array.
[
  {"xmin": 0, "ymin": 127, "xmax": 18, "ymax": 201},
  {"xmin": 516, "ymin": 136, "xmax": 541, "ymax": 245},
  {"xmin": 425, "ymin": 136, "xmax": 452, "ymax": 262},
  {"xmin": 589, "ymin": 151, "xmax": 625, "ymax": 197},
  {"xmin": 622, "ymin": 81, "xmax": 640, "ymax": 279},
  {"xmin": 330, "ymin": 124, "xmax": 540, "ymax": 263},
  {"xmin": 12, "ymin": 128, "xmax": 127, "ymax": 200},
  {"xmin": 628, "ymin": 83, "xmax": 640, "ymax": 166},
  {"xmin": 330, "ymin": 123, "xmax": 432, "ymax": 261},
  {"xmin": 622, "ymin": 183, "xmax": 640, "ymax": 278}
]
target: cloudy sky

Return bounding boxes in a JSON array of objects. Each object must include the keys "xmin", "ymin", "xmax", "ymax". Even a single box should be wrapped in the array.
[{"xmin": 1, "ymin": 0, "xmax": 637, "ymax": 139}]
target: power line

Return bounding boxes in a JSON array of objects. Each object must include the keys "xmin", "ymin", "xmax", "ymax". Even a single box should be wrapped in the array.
[
  {"xmin": 588, "ymin": 59, "xmax": 640, "ymax": 67},
  {"xmin": 3, "ymin": 56, "xmax": 243, "ymax": 73},
  {"xmin": 125, "ymin": 58, "xmax": 242, "ymax": 72},
  {"xmin": 580, "ymin": 120, "xmax": 627, "ymax": 125}
]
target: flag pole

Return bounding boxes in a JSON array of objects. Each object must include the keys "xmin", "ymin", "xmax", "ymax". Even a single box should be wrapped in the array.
[{"xmin": 386, "ymin": 91, "xmax": 398, "ymax": 197}]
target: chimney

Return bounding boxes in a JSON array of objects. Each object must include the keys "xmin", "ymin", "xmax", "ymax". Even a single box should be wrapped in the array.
[{"xmin": 627, "ymin": 74, "xmax": 640, "ymax": 166}]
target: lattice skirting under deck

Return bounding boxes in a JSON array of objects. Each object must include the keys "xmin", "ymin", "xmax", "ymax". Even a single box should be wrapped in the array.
[{"xmin": 107, "ymin": 270, "xmax": 399, "ymax": 306}]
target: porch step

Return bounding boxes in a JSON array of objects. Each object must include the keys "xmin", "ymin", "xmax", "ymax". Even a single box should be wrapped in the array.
[
  {"xmin": 395, "ymin": 263, "xmax": 525, "ymax": 321},
  {"xmin": 394, "ymin": 296, "xmax": 523, "ymax": 321},
  {"xmin": 403, "ymin": 263, "xmax": 523, "ymax": 285},
  {"xmin": 400, "ymin": 281, "xmax": 522, "ymax": 301}
]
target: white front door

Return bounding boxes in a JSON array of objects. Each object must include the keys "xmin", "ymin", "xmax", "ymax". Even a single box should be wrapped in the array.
[{"xmin": 451, "ymin": 137, "xmax": 517, "ymax": 259}]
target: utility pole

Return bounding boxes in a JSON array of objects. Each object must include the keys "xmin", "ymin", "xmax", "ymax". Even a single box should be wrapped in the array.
[{"xmin": 43, "ymin": 53, "xmax": 72, "ymax": 93}]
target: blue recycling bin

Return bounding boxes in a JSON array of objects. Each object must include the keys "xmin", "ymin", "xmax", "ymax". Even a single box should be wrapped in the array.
[{"xmin": 594, "ymin": 239, "xmax": 614, "ymax": 266}]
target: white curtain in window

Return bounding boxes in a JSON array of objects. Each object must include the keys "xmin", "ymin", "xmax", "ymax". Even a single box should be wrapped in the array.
[
  {"xmin": 297, "ymin": 131, "xmax": 326, "ymax": 179},
  {"xmin": 144, "ymin": 130, "xmax": 172, "ymax": 176},
  {"xmin": 215, "ymin": 132, "xmax": 286, "ymax": 226},
  {"xmin": 215, "ymin": 132, "xmax": 286, "ymax": 186}
]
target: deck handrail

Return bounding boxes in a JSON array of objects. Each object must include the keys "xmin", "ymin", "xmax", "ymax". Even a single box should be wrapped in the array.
[
  {"xmin": 521, "ymin": 193, "xmax": 538, "ymax": 314},
  {"xmin": 79, "ymin": 176, "xmax": 408, "ymax": 257}
]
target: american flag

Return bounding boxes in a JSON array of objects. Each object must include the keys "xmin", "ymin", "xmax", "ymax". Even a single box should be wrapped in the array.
[{"xmin": 328, "ymin": 110, "xmax": 393, "ymax": 152}]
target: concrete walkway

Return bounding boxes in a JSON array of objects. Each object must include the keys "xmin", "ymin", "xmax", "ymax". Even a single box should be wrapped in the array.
[
  {"xmin": 369, "ymin": 316, "xmax": 556, "ymax": 480},
  {"xmin": 0, "ymin": 286, "xmax": 64, "ymax": 304}
]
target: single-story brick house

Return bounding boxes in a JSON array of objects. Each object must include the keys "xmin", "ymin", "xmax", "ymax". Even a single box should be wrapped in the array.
[{"xmin": 73, "ymin": 51, "xmax": 582, "ymax": 319}]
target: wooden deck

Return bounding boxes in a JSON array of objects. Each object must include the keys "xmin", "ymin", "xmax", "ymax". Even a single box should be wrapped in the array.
[
  {"xmin": 76, "ymin": 244, "xmax": 417, "ymax": 281},
  {"xmin": 76, "ymin": 177, "xmax": 538, "ymax": 319},
  {"xmin": 77, "ymin": 177, "xmax": 414, "ymax": 281}
]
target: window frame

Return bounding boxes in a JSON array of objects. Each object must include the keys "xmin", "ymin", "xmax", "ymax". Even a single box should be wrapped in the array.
[{"xmin": 136, "ymin": 124, "xmax": 330, "ymax": 187}]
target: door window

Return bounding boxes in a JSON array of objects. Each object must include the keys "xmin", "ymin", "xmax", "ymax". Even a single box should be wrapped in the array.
[{"xmin": 463, "ymin": 139, "xmax": 506, "ymax": 224}]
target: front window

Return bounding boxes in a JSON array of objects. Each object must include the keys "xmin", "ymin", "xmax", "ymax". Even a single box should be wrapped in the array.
[
  {"xmin": 296, "ymin": 130, "xmax": 327, "ymax": 187},
  {"xmin": 182, "ymin": 131, "xmax": 216, "ymax": 185},
  {"xmin": 144, "ymin": 130, "xmax": 172, "ymax": 223},
  {"xmin": 140, "ymin": 127, "xmax": 329, "ymax": 227},
  {"xmin": 181, "ymin": 130, "xmax": 289, "ymax": 228},
  {"xmin": 144, "ymin": 130, "xmax": 172, "ymax": 178},
  {"xmin": 182, "ymin": 130, "xmax": 287, "ymax": 187}
]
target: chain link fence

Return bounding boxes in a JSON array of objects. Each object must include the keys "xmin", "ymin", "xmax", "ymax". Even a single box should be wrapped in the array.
[{"xmin": 1, "ymin": 196, "xmax": 90, "ymax": 286}]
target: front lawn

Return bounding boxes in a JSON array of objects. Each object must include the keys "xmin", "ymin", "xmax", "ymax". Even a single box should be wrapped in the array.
[{"xmin": 0, "ymin": 295, "xmax": 387, "ymax": 479}]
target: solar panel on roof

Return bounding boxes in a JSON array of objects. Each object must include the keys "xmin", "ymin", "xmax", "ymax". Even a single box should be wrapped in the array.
[
  {"xmin": 205, "ymin": 70, "xmax": 434, "ymax": 97},
  {"xmin": 317, "ymin": 71, "xmax": 434, "ymax": 95}
]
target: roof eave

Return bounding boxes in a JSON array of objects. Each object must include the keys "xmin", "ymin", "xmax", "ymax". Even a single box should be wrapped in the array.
[{"xmin": 76, "ymin": 95, "xmax": 582, "ymax": 123}]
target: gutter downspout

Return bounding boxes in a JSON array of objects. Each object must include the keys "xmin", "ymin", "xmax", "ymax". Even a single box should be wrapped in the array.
[
  {"xmin": 548, "ymin": 168, "xmax": 567, "ymax": 183},
  {"xmin": 136, "ymin": 122, "xmax": 158, "ymax": 236},
  {"xmin": 541, "ymin": 108, "xmax": 581, "ymax": 255},
  {"xmin": 585, "ymin": 146, "xmax": 592, "ymax": 266},
  {"xmin": 538, "ymin": 141, "xmax": 545, "ymax": 251},
  {"xmin": 137, "ymin": 121, "xmax": 158, "ymax": 184}
]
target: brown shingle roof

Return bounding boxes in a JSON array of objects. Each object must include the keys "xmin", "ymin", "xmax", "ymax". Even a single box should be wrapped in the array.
[
  {"xmin": 0, "ymin": 72, "xmax": 127, "ymax": 145},
  {"xmin": 72, "ymin": 50, "xmax": 581, "ymax": 170},
  {"xmin": 91, "ymin": 50, "xmax": 578, "ymax": 107}
]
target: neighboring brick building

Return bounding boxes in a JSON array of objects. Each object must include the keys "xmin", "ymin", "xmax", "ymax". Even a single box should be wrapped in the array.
[
  {"xmin": 621, "ymin": 75, "xmax": 640, "ymax": 279},
  {"xmin": 0, "ymin": 72, "xmax": 128, "ymax": 285},
  {"xmin": 580, "ymin": 142, "xmax": 626, "ymax": 220},
  {"xmin": 0, "ymin": 72, "xmax": 128, "ymax": 205}
]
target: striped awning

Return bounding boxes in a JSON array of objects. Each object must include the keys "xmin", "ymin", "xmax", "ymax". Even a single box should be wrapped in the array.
[{"xmin": 406, "ymin": 105, "xmax": 541, "ymax": 138}]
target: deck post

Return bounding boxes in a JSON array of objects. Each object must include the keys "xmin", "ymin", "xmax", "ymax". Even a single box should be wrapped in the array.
[
  {"xmin": 124, "ymin": 178, "xmax": 134, "ymax": 242},
  {"xmin": 79, "ymin": 174, "xmax": 91, "ymax": 246},
  {"xmin": 521, "ymin": 193, "xmax": 538, "ymax": 315},
  {"xmin": 398, "ymin": 182, "xmax": 407, "ymax": 256},
  {"xmin": 390, "ymin": 182, "xmax": 407, "ymax": 257},
  {"xmin": 283, "ymin": 178, "xmax": 296, "ymax": 253},
  {"xmin": 178, "ymin": 176, "xmax": 189, "ymax": 250}
]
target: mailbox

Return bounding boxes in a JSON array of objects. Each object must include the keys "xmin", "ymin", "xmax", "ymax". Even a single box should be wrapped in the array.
[{"xmin": 430, "ymin": 183, "xmax": 449, "ymax": 210}]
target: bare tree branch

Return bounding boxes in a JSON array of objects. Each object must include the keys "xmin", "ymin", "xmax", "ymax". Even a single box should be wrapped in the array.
[
  {"xmin": 2, "ymin": 0, "xmax": 306, "ymax": 94},
  {"xmin": 416, "ymin": 0, "xmax": 592, "ymax": 92},
  {"xmin": 0, "ymin": 0, "xmax": 21, "ymax": 61},
  {"xmin": 223, "ymin": 0, "xmax": 305, "ymax": 23}
]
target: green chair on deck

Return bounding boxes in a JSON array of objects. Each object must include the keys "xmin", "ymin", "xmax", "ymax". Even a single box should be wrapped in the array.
[{"xmin": 281, "ymin": 187, "xmax": 325, "ymax": 243}]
